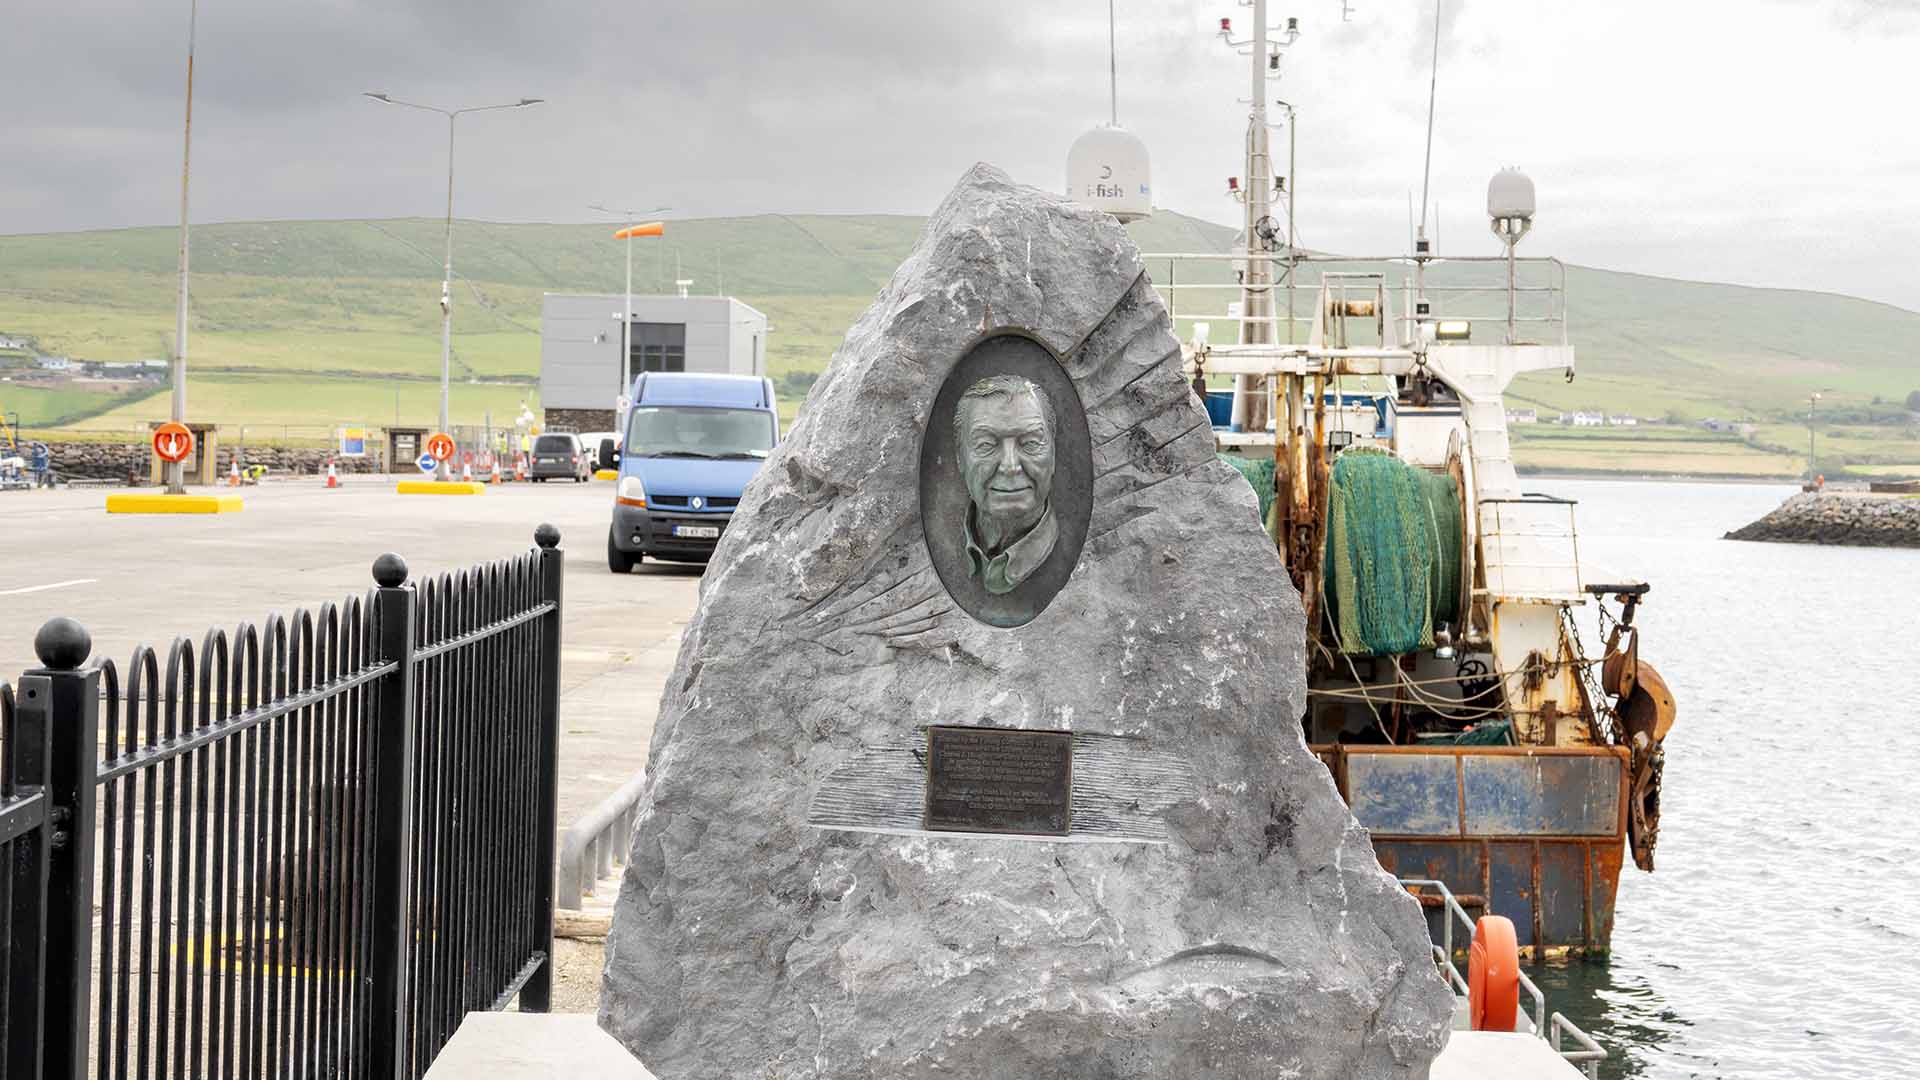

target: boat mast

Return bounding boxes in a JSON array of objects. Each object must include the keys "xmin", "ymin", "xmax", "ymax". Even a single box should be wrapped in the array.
[
  {"xmin": 1231, "ymin": 0, "xmax": 1275, "ymax": 435},
  {"xmin": 1413, "ymin": 1, "xmax": 1444, "ymax": 359}
]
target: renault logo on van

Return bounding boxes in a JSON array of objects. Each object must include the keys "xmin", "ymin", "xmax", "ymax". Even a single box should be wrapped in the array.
[{"xmin": 690, "ymin": 496, "xmax": 704, "ymax": 510}]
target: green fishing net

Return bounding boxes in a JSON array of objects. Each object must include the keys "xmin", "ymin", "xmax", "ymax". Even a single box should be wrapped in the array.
[
  {"xmin": 1219, "ymin": 454, "xmax": 1278, "ymax": 529},
  {"xmin": 1324, "ymin": 448, "xmax": 1463, "ymax": 655}
]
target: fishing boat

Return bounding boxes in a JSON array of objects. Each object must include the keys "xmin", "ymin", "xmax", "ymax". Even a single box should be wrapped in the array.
[{"xmin": 1070, "ymin": 1, "xmax": 1676, "ymax": 964}]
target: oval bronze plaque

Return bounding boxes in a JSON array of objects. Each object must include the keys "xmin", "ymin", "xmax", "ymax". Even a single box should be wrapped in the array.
[{"xmin": 920, "ymin": 334, "xmax": 1091, "ymax": 627}]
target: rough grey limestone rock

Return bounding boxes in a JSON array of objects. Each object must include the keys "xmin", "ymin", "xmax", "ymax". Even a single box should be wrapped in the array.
[{"xmin": 600, "ymin": 164, "xmax": 1452, "ymax": 1079}]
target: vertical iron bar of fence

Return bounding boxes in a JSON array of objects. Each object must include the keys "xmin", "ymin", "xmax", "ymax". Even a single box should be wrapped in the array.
[
  {"xmin": 367, "ymin": 554, "xmax": 417, "ymax": 1080},
  {"xmin": 28, "ymin": 620, "xmax": 99, "ymax": 1080},
  {"xmin": 521, "ymin": 525, "xmax": 562, "ymax": 1011},
  {"xmin": 8, "ymin": 666, "xmax": 52, "ymax": 1076}
]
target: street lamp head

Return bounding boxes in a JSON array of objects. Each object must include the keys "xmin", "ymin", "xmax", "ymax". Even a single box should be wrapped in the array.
[
  {"xmin": 517, "ymin": 98, "xmax": 544, "ymax": 106},
  {"xmin": 364, "ymin": 92, "xmax": 392, "ymax": 102}
]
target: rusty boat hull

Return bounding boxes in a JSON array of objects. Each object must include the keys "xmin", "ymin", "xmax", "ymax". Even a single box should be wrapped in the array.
[{"xmin": 1315, "ymin": 744, "xmax": 1628, "ymax": 955}]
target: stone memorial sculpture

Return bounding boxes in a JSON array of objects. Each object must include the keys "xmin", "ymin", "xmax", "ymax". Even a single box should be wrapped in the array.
[{"xmin": 600, "ymin": 164, "xmax": 1452, "ymax": 1079}]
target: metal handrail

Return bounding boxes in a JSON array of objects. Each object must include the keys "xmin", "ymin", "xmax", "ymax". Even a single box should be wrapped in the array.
[
  {"xmin": 1398, "ymin": 877, "xmax": 1606, "ymax": 1074},
  {"xmin": 1551, "ymin": 1012, "xmax": 1607, "ymax": 1080},
  {"xmin": 557, "ymin": 768, "xmax": 647, "ymax": 909}
]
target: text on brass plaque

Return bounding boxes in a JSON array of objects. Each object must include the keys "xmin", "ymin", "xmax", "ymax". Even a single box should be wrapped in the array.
[{"xmin": 923, "ymin": 726, "xmax": 1072, "ymax": 836}]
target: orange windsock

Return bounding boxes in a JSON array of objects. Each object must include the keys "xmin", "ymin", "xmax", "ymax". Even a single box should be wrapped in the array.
[{"xmin": 613, "ymin": 221, "xmax": 665, "ymax": 240}]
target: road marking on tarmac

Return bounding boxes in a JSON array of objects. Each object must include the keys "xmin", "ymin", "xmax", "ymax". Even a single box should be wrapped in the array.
[{"xmin": 0, "ymin": 578, "xmax": 97, "ymax": 597}]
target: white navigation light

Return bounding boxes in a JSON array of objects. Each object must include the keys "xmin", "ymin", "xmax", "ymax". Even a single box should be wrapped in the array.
[
  {"xmin": 1488, "ymin": 166, "xmax": 1535, "ymax": 244},
  {"xmin": 1067, "ymin": 124, "xmax": 1152, "ymax": 223}
]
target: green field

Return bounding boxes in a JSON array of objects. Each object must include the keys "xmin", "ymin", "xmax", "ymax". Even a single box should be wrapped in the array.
[{"xmin": 2, "ymin": 211, "xmax": 1917, "ymax": 477}]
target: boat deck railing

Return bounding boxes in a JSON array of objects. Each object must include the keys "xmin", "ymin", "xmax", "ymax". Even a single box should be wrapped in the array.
[
  {"xmin": 1399, "ymin": 876, "xmax": 1608, "ymax": 1079},
  {"xmin": 1479, "ymin": 495, "xmax": 1586, "ymax": 603},
  {"xmin": 1140, "ymin": 252, "xmax": 1569, "ymax": 349}
]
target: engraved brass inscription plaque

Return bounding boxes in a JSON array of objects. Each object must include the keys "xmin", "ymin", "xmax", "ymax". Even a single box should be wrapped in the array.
[{"xmin": 923, "ymin": 726, "xmax": 1073, "ymax": 836}]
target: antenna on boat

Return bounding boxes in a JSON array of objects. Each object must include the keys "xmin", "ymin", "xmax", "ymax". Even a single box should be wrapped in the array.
[
  {"xmin": 1412, "ymin": 0, "xmax": 1443, "ymax": 355},
  {"xmin": 1417, "ymin": 1, "xmax": 1442, "ymax": 252},
  {"xmin": 1108, "ymin": 0, "xmax": 1118, "ymax": 126},
  {"xmin": 1066, "ymin": 1, "xmax": 1151, "ymax": 222},
  {"xmin": 1488, "ymin": 166, "xmax": 1535, "ymax": 344}
]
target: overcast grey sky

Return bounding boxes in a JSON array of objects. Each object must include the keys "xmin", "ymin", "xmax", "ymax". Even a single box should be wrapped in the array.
[{"xmin": 6, "ymin": 0, "xmax": 1920, "ymax": 309}]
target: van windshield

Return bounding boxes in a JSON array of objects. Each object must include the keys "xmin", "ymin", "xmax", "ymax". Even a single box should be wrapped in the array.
[
  {"xmin": 626, "ymin": 406, "xmax": 774, "ymax": 460},
  {"xmin": 533, "ymin": 435, "xmax": 574, "ymax": 453}
]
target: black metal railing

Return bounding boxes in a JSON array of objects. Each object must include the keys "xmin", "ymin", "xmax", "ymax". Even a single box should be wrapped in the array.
[{"xmin": 0, "ymin": 524, "xmax": 563, "ymax": 1080}]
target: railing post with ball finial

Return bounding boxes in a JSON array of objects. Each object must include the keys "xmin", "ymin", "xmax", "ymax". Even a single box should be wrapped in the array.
[
  {"xmin": 367, "ymin": 552, "xmax": 418, "ymax": 1079},
  {"xmin": 24, "ymin": 616, "xmax": 101, "ymax": 1078}
]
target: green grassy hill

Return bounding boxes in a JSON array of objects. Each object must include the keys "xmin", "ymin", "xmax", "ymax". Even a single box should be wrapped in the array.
[{"xmin": 1, "ymin": 212, "xmax": 1915, "ymax": 476}]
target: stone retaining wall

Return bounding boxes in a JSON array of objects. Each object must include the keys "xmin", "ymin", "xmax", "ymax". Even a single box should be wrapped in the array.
[
  {"xmin": 544, "ymin": 408, "xmax": 615, "ymax": 434},
  {"xmin": 46, "ymin": 440, "xmax": 391, "ymax": 483},
  {"xmin": 1724, "ymin": 491, "xmax": 1920, "ymax": 548}
]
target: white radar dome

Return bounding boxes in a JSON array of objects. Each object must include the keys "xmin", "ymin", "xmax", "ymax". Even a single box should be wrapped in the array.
[
  {"xmin": 1487, "ymin": 167, "xmax": 1536, "ymax": 221},
  {"xmin": 1067, "ymin": 124, "xmax": 1152, "ymax": 223}
]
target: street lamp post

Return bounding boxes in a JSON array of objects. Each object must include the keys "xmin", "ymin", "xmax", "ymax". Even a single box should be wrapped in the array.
[
  {"xmin": 363, "ymin": 92, "xmax": 543, "ymax": 478},
  {"xmin": 588, "ymin": 204, "xmax": 669, "ymax": 419},
  {"xmin": 1807, "ymin": 391, "xmax": 1823, "ymax": 485},
  {"xmin": 167, "ymin": 0, "xmax": 199, "ymax": 496}
]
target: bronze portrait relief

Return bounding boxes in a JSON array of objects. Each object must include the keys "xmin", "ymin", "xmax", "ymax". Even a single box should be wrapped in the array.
[
  {"xmin": 957, "ymin": 374, "xmax": 1058, "ymax": 594},
  {"xmin": 921, "ymin": 334, "xmax": 1091, "ymax": 626}
]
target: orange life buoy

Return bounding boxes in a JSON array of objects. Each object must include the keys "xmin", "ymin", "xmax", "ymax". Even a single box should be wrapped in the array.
[{"xmin": 1468, "ymin": 915, "xmax": 1520, "ymax": 1032}]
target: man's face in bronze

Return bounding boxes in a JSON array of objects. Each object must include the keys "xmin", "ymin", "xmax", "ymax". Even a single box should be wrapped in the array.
[{"xmin": 959, "ymin": 385, "xmax": 1055, "ymax": 541}]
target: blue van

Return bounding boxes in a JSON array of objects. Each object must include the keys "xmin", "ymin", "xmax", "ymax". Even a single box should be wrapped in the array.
[{"xmin": 602, "ymin": 372, "xmax": 780, "ymax": 571}]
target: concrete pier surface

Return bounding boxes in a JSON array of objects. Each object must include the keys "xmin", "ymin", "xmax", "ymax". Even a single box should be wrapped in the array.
[
  {"xmin": 0, "ymin": 477, "xmax": 700, "ymax": 827},
  {"xmin": 424, "ymin": 1013, "xmax": 1587, "ymax": 1079},
  {"xmin": 426, "ymin": 1013, "xmax": 654, "ymax": 1079}
]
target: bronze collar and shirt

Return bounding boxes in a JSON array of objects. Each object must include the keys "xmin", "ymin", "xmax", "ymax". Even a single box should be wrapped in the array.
[{"xmin": 964, "ymin": 504, "xmax": 1058, "ymax": 595}]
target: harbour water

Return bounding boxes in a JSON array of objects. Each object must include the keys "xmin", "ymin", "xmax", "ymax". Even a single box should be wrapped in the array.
[{"xmin": 1512, "ymin": 479, "xmax": 1918, "ymax": 1079}]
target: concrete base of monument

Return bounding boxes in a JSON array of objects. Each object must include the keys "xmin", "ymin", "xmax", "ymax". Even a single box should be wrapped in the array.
[
  {"xmin": 425, "ymin": 1013, "xmax": 653, "ymax": 1079},
  {"xmin": 424, "ymin": 1015, "xmax": 1583, "ymax": 1079}
]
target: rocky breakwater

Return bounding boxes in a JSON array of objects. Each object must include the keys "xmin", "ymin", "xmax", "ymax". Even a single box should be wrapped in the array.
[{"xmin": 1725, "ymin": 491, "xmax": 1920, "ymax": 548}]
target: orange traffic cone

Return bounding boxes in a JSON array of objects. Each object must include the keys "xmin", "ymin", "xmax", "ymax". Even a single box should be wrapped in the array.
[
  {"xmin": 228, "ymin": 458, "xmax": 241, "ymax": 486},
  {"xmin": 326, "ymin": 459, "xmax": 339, "ymax": 489},
  {"xmin": 490, "ymin": 455, "xmax": 501, "ymax": 484},
  {"xmin": 461, "ymin": 460, "xmax": 473, "ymax": 483},
  {"xmin": 515, "ymin": 455, "xmax": 527, "ymax": 482}
]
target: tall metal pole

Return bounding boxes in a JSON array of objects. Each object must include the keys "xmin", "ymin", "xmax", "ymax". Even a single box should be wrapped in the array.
[
  {"xmin": 167, "ymin": 0, "xmax": 198, "ymax": 496},
  {"xmin": 1414, "ymin": 0, "xmax": 1444, "ymax": 315},
  {"xmin": 1280, "ymin": 101, "xmax": 1296, "ymax": 346},
  {"xmin": 623, "ymin": 214, "xmax": 633, "ymax": 403},
  {"xmin": 1108, "ymin": 0, "xmax": 1118, "ymax": 125},
  {"xmin": 437, "ymin": 112, "xmax": 456, "ymax": 479},
  {"xmin": 1231, "ymin": 0, "xmax": 1273, "ymax": 434},
  {"xmin": 591, "ymin": 204, "xmax": 670, "ymax": 422}
]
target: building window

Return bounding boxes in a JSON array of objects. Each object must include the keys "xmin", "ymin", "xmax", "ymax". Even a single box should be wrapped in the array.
[{"xmin": 629, "ymin": 321, "xmax": 685, "ymax": 379}]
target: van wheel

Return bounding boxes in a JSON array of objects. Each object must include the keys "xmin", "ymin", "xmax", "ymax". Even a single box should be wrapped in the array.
[{"xmin": 607, "ymin": 528, "xmax": 637, "ymax": 573}]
